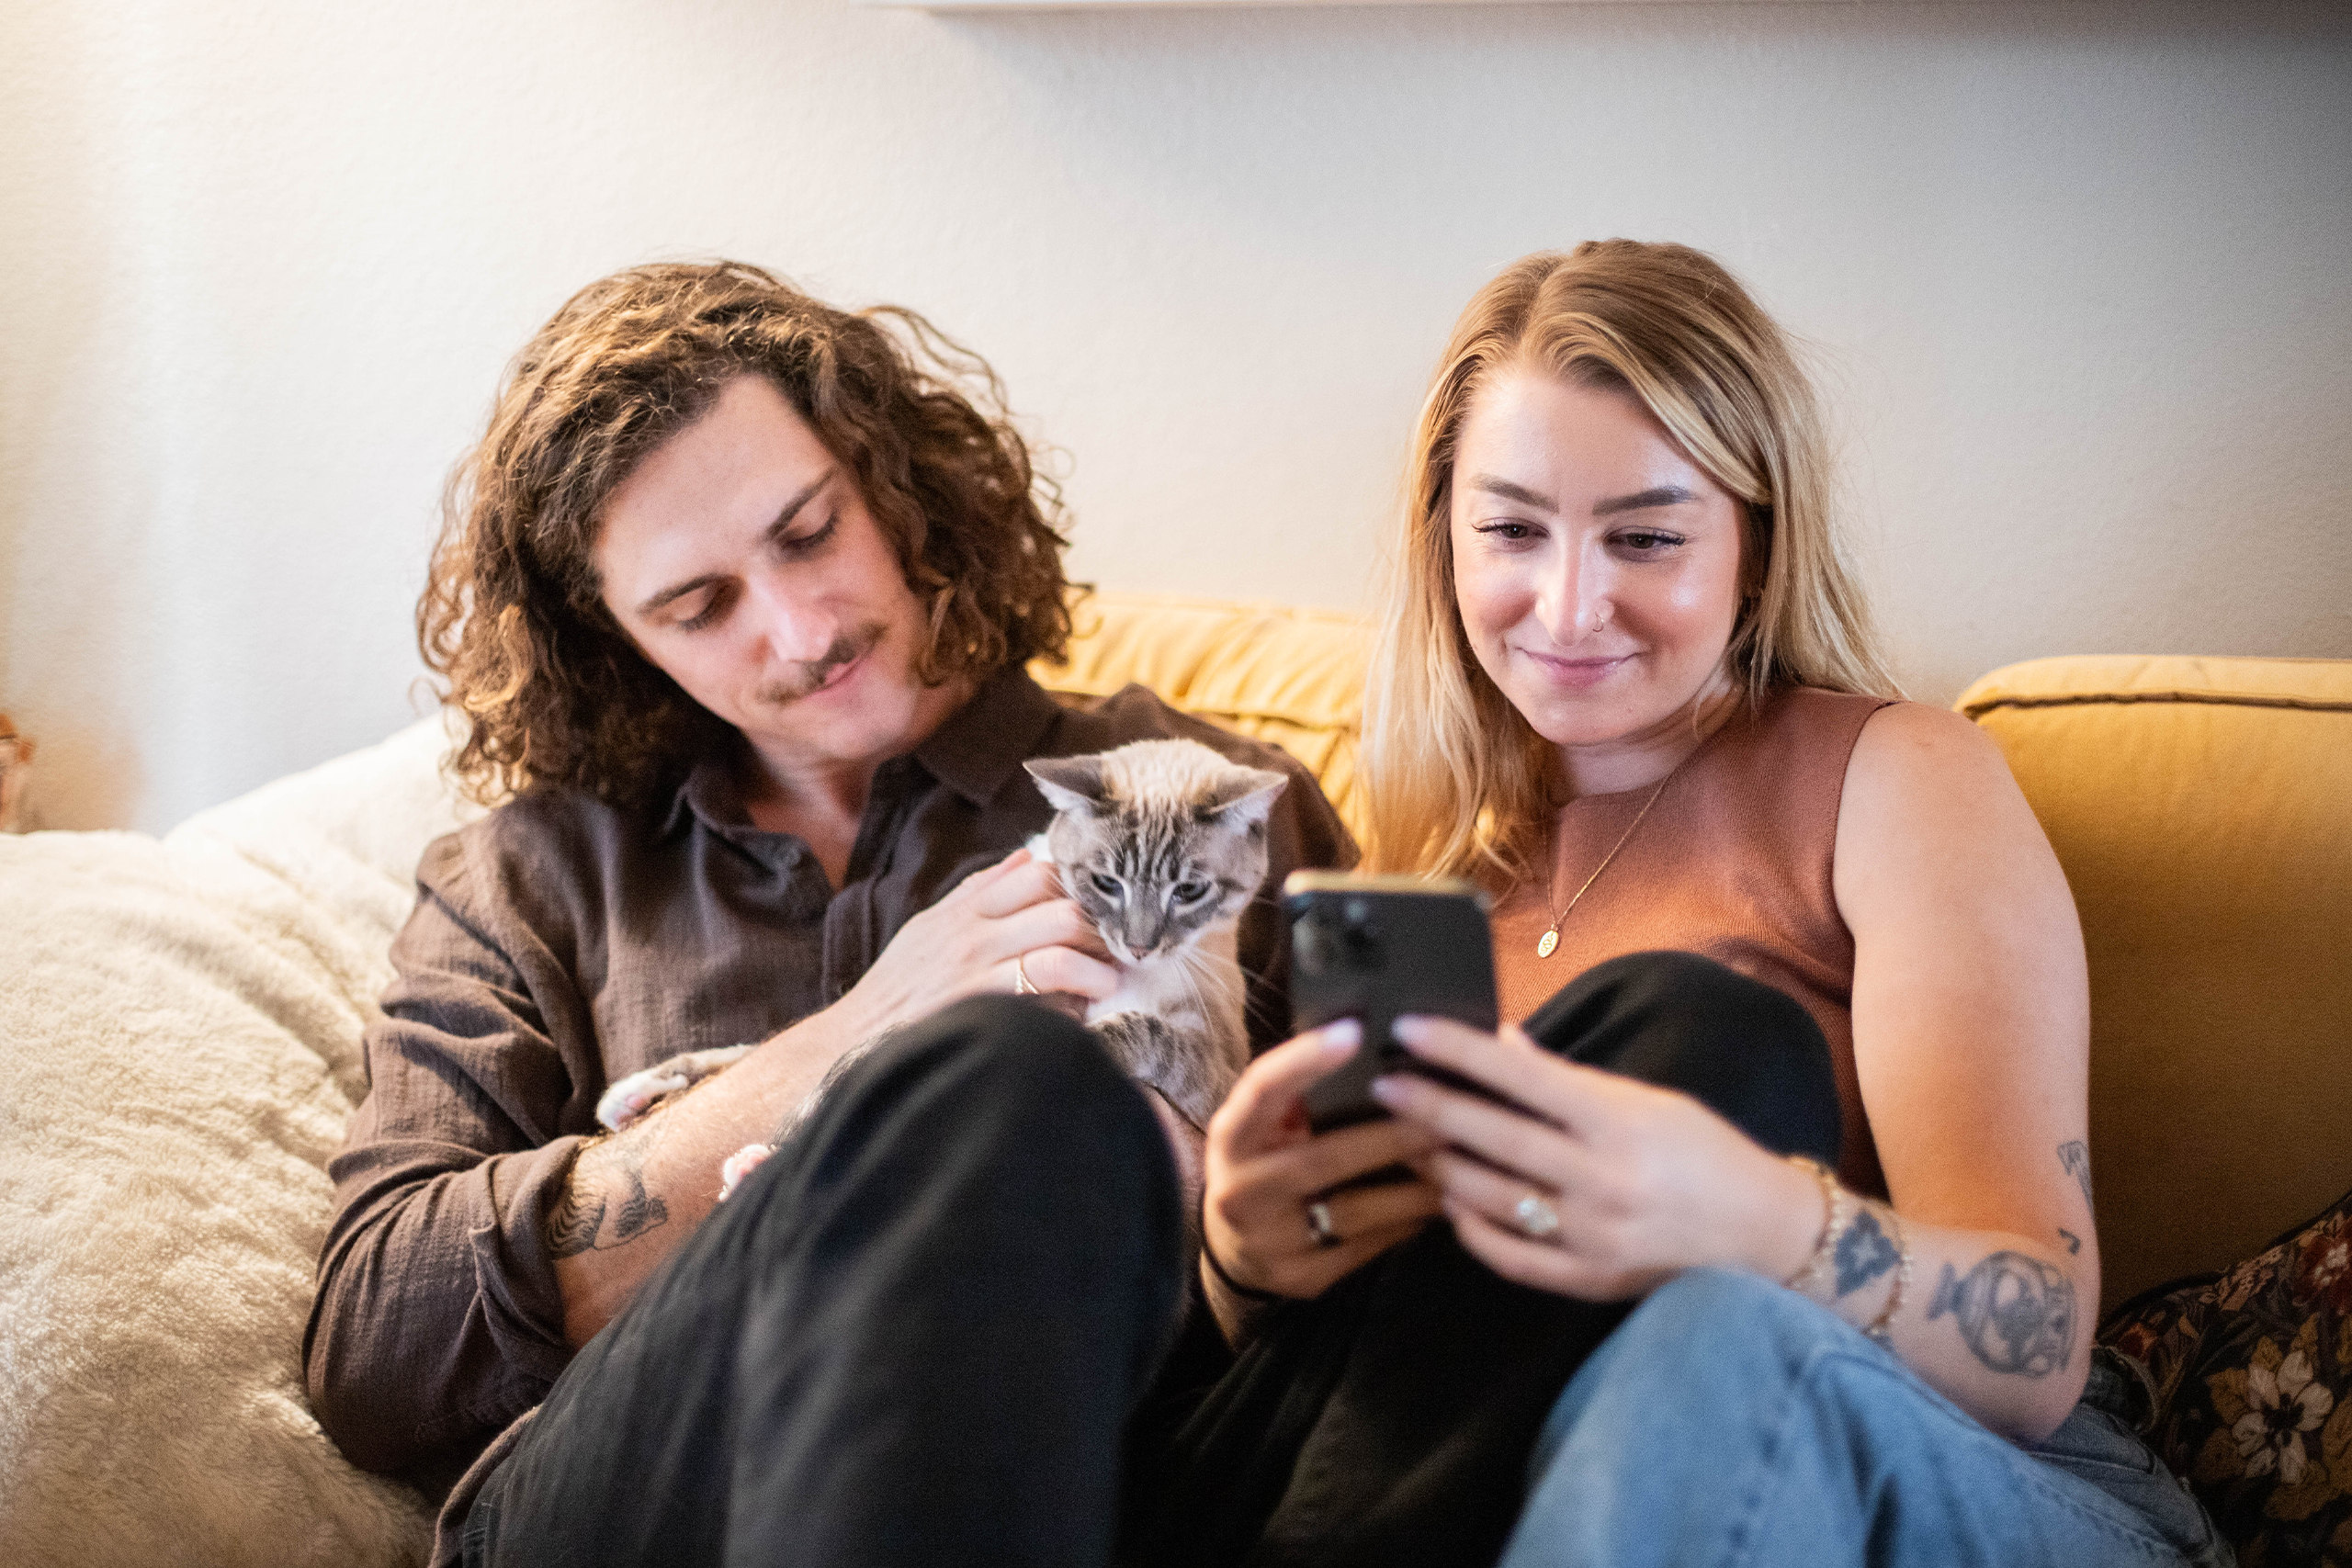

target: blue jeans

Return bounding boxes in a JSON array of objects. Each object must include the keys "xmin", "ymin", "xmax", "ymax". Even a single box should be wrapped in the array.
[{"xmin": 1498, "ymin": 1269, "xmax": 2233, "ymax": 1568}]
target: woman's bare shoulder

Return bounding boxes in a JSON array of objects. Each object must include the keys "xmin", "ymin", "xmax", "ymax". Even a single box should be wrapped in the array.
[{"xmin": 1842, "ymin": 700, "xmax": 2017, "ymax": 814}]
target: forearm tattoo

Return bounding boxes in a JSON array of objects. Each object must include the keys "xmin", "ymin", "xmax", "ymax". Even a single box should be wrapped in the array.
[
  {"xmin": 548, "ymin": 1131, "xmax": 671, "ymax": 1259},
  {"xmin": 1833, "ymin": 1205, "xmax": 1901, "ymax": 1300},
  {"xmin": 2057, "ymin": 1140, "xmax": 2093, "ymax": 1205},
  {"xmin": 1927, "ymin": 1251, "xmax": 2076, "ymax": 1376}
]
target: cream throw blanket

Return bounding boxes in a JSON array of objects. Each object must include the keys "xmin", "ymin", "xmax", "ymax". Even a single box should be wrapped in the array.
[{"xmin": 0, "ymin": 719, "xmax": 480, "ymax": 1568}]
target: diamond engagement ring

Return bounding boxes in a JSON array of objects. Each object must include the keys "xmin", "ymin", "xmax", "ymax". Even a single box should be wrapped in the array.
[
  {"xmin": 1513, "ymin": 1192, "xmax": 1562, "ymax": 1241},
  {"xmin": 1306, "ymin": 1199, "xmax": 1340, "ymax": 1249},
  {"xmin": 1013, "ymin": 954, "xmax": 1039, "ymax": 996}
]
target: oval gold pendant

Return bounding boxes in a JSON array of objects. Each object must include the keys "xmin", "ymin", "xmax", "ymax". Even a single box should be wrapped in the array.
[{"xmin": 1536, "ymin": 929, "xmax": 1559, "ymax": 959}]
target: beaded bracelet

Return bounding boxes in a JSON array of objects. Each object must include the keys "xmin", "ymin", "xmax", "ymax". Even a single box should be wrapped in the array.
[{"xmin": 1780, "ymin": 1155, "xmax": 1845, "ymax": 1298}]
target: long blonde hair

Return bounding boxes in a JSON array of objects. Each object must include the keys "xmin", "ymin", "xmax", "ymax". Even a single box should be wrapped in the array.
[{"xmin": 1362, "ymin": 240, "xmax": 1897, "ymax": 879}]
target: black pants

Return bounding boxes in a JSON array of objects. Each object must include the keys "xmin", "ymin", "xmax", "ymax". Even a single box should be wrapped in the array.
[{"xmin": 466, "ymin": 953, "xmax": 1839, "ymax": 1568}]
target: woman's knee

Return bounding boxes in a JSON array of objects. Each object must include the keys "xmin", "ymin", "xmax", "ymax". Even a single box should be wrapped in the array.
[
  {"xmin": 1534, "ymin": 1269, "xmax": 1858, "ymax": 1467},
  {"xmin": 1522, "ymin": 953, "xmax": 1838, "ymax": 1159},
  {"xmin": 1611, "ymin": 1267, "xmax": 1840, "ymax": 1374},
  {"xmin": 1526, "ymin": 952, "xmax": 1816, "ymax": 1062}
]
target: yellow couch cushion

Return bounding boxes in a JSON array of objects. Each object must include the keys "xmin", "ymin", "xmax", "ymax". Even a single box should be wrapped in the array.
[
  {"xmin": 1958, "ymin": 656, "xmax": 2352, "ymax": 1310},
  {"xmin": 1030, "ymin": 592, "xmax": 1373, "ymax": 845}
]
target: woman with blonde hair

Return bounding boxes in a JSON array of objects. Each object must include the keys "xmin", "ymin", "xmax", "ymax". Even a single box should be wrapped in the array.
[{"xmin": 1170, "ymin": 242, "xmax": 2231, "ymax": 1566}]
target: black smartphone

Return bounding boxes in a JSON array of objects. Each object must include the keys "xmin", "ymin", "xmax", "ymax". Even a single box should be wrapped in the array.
[{"xmin": 1284, "ymin": 872, "xmax": 1499, "ymax": 1134}]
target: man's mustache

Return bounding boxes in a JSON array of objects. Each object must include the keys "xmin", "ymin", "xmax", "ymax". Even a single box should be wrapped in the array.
[{"xmin": 755, "ymin": 623, "xmax": 887, "ymax": 705}]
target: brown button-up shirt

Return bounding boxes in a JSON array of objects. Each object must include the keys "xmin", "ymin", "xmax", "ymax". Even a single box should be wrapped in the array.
[{"xmin": 304, "ymin": 669, "xmax": 1351, "ymax": 1493}]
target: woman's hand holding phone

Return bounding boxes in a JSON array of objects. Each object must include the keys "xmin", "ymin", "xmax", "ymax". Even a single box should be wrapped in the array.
[
  {"xmin": 1371, "ymin": 1015, "xmax": 1810, "ymax": 1303},
  {"xmin": 1198, "ymin": 1021, "xmax": 1445, "ymax": 1341}
]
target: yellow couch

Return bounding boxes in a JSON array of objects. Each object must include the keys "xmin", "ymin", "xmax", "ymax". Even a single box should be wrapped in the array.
[
  {"xmin": 1039, "ymin": 595, "xmax": 2352, "ymax": 1314},
  {"xmin": 10, "ymin": 592, "xmax": 2336, "ymax": 1565}
]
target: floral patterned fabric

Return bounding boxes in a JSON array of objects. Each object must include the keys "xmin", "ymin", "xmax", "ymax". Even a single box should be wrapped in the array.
[{"xmin": 2104, "ymin": 1186, "xmax": 2352, "ymax": 1567}]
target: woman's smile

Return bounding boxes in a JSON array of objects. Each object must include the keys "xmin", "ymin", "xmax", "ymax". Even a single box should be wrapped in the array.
[{"xmin": 1514, "ymin": 647, "xmax": 1637, "ymax": 691}]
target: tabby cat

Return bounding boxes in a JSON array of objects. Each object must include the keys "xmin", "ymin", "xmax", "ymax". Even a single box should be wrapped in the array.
[{"xmin": 596, "ymin": 737, "xmax": 1287, "ymax": 1193}]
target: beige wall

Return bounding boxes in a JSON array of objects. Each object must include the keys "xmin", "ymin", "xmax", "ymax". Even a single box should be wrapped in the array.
[{"xmin": 2, "ymin": 0, "xmax": 2346, "ymax": 831}]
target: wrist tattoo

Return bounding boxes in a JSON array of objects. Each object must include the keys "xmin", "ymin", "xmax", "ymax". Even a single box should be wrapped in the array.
[
  {"xmin": 548, "ymin": 1132, "xmax": 671, "ymax": 1259},
  {"xmin": 2057, "ymin": 1140, "xmax": 2093, "ymax": 1206},
  {"xmin": 1833, "ymin": 1204, "xmax": 1902, "ymax": 1299},
  {"xmin": 1927, "ymin": 1250, "xmax": 2075, "ymax": 1377}
]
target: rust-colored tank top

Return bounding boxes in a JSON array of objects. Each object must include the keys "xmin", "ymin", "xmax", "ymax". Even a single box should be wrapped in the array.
[{"xmin": 1488, "ymin": 686, "xmax": 1899, "ymax": 1196}]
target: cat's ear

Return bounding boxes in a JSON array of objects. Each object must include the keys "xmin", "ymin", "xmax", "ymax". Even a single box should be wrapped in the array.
[
  {"xmin": 1024, "ymin": 755, "xmax": 1111, "ymax": 817},
  {"xmin": 1204, "ymin": 766, "xmax": 1288, "ymax": 829}
]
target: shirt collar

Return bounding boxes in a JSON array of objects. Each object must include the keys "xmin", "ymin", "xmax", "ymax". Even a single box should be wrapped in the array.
[
  {"xmin": 657, "ymin": 663, "xmax": 1062, "ymax": 838},
  {"xmin": 911, "ymin": 664, "xmax": 1062, "ymax": 808}
]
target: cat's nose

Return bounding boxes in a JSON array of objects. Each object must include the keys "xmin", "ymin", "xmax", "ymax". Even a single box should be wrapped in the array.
[{"xmin": 1122, "ymin": 909, "xmax": 1168, "ymax": 956}]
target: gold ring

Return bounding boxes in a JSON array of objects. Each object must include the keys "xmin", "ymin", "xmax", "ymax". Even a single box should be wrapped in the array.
[
  {"xmin": 1306, "ymin": 1199, "xmax": 1340, "ymax": 1249},
  {"xmin": 1514, "ymin": 1192, "xmax": 1562, "ymax": 1241},
  {"xmin": 1014, "ymin": 954, "xmax": 1039, "ymax": 996}
]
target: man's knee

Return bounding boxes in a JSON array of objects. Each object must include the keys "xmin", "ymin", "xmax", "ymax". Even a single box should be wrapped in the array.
[
  {"xmin": 838, "ymin": 994, "xmax": 1114, "ymax": 1103},
  {"xmin": 794, "ymin": 993, "xmax": 1159, "ymax": 1183}
]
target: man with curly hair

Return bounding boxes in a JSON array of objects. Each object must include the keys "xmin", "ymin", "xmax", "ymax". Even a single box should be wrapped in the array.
[{"xmin": 304, "ymin": 263, "xmax": 1349, "ymax": 1568}]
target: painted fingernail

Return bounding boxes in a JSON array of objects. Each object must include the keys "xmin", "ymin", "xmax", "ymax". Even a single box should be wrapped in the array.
[
  {"xmin": 1369, "ymin": 1075, "xmax": 1401, "ymax": 1105},
  {"xmin": 1321, "ymin": 1019, "xmax": 1363, "ymax": 1051},
  {"xmin": 1391, "ymin": 1016, "xmax": 1430, "ymax": 1049}
]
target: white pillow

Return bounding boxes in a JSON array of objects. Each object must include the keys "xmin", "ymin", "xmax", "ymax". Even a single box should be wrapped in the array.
[{"xmin": 0, "ymin": 719, "xmax": 477, "ymax": 1567}]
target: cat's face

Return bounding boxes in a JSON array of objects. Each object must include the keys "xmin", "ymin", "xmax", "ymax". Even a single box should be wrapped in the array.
[{"xmin": 1025, "ymin": 739, "xmax": 1286, "ymax": 964}]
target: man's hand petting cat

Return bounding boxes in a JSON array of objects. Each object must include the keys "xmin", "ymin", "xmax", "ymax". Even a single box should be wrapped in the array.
[
  {"xmin": 1200, "ymin": 1021, "xmax": 1444, "ymax": 1335},
  {"xmin": 835, "ymin": 848, "xmax": 1118, "ymax": 1037}
]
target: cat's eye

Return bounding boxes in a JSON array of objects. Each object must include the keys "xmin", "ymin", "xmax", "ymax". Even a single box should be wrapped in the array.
[
  {"xmin": 1088, "ymin": 872, "xmax": 1124, "ymax": 899},
  {"xmin": 1172, "ymin": 879, "xmax": 1212, "ymax": 904}
]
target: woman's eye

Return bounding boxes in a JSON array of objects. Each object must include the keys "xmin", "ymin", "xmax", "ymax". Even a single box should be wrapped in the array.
[
  {"xmin": 1088, "ymin": 872, "xmax": 1124, "ymax": 898},
  {"xmin": 1474, "ymin": 521, "xmax": 1534, "ymax": 542},
  {"xmin": 1173, "ymin": 879, "xmax": 1211, "ymax": 904},
  {"xmin": 1614, "ymin": 531, "xmax": 1684, "ymax": 555}
]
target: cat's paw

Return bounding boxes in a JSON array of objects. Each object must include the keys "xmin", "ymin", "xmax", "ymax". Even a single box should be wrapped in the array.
[
  {"xmin": 595, "ymin": 1044, "xmax": 755, "ymax": 1131},
  {"xmin": 1091, "ymin": 1010, "xmax": 1234, "ymax": 1133},
  {"xmin": 718, "ymin": 1142, "xmax": 775, "ymax": 1201}
]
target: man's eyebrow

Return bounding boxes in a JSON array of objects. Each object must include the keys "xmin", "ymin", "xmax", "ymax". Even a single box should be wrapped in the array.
[
  {"xmin": 633, "ymin": 468, "xmax": 836, "ymax": 617},
  {"xmin": 1592, "ymin": 485, "xmax": 1702, "ymax": 517}
]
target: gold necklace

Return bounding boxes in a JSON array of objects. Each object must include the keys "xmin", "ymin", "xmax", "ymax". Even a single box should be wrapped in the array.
[{"xmin": 1533, "ymin": 765, "xmax": 1677, "ymax": 960}]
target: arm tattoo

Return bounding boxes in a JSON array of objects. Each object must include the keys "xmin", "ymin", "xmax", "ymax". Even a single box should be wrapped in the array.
[
  {"xmin": 2058, "ymin": 1227, "xmax": 2082, "ymax": 1256},
  {"xmin": 548, "ymin": 1132, "xmax": 671, "ymax": 1259},
  {"xmin": 1833, "ymin": 1205, "xmax": 1901, "ymax": 1299},
  {"xmin": 2057, "ymin": 1140, "xmax": 2093, "ymax": 1205},
  {"xmin": 1927, "ymin": 1251, "xmax": 2076, "ymax": 1376}
]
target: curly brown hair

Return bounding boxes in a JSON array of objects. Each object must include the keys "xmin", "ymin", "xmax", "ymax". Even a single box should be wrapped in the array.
[{"xmin": 418, "ymin": 261, "xmax": 1076, "ymax": 808}]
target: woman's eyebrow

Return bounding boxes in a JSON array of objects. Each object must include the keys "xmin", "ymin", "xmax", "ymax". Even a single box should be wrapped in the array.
[
  {"xmin": 1592, "ymin": 485, "xmax": 1702, "ymax": 517},
  {"xmin": 1468, "ymin": 474, "xmax": 1555, "ymax": 511}
]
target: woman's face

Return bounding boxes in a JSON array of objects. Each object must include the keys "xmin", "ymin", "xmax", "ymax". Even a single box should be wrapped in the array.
[{"xmin": 1449, "ymin": 368, "xmax": 1748, "ymax": 771}]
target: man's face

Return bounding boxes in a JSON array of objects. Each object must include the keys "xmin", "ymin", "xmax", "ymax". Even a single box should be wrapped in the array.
[{"xmin": 594, "ymin": 374, "xmax": 957, "ymax": 792}]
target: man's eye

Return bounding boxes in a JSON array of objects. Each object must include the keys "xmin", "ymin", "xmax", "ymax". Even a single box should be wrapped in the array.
[
  {"xmin": 676, "ymin": 593, "xmax": 729, "ymax": 632},
  {"xmin": 779, "ymin": 514, "xmax": 839, "ymax": 555},
  {"xmin": 1173, "ymin": 879, "xmax": 1212, "ymax": 904},
  {"xmin": 1088, "ymin": 872, "xmax": 1124, "ymax": 898}
]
